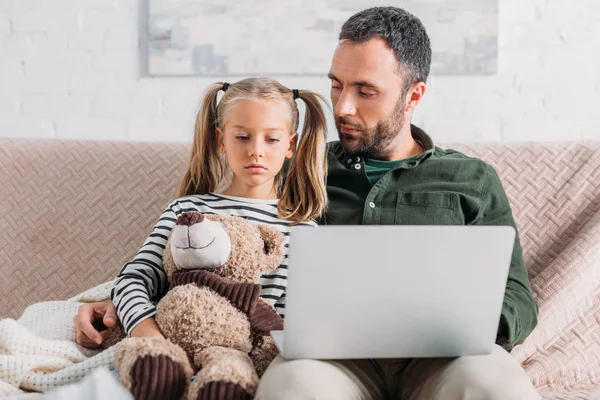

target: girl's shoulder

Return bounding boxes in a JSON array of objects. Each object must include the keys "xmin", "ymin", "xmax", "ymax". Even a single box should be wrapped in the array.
[
  {"xmin": 295, "ymin": 220, "xmax": 318, "ymax": 228},
  {"xmin": 167, "ymin": 194, "xmax": 319, "ymax": 228},
  {"xmin": 168, "ymin": 193, "xmax": 279, "ymax": 219},
  {"xmin": 167, "ymin": 193, "xmax": 224, "ymax": 213}
]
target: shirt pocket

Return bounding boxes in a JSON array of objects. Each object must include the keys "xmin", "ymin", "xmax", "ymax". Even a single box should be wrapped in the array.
[{"xmin": 395, "ymin": 191, "xmax": 465, "ymax": 225}]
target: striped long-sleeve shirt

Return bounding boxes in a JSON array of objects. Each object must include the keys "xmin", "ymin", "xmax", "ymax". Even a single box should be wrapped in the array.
[{"xmin": 111, "ymin": 193, "xmax": 316, "ymax": 335}]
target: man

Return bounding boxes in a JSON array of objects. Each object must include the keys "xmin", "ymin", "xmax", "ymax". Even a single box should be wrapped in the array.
[
  {"xmin": 254, "ymin": 6, "xmax": 539, "ymax": 400},
  {"xmin": 75, "ymin": 6, "xmax": 539, "ymax": 399}
]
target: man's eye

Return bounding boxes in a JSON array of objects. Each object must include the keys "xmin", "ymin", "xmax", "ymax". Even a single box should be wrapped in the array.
[
  {"xmin": 359, "ymin": 92, "xmax": 375, "ymax": 98},
  {"xmin": 331, "ymin": 85, "xmax": 341, "ymax": 91}
]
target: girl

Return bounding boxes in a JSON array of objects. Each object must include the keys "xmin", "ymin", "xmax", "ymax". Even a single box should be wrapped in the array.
[{"xmin": 109, "ymin": 77, "xmax": 328, "ymax": 339}]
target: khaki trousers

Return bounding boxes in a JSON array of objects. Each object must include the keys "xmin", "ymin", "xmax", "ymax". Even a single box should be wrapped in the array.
[{"xmin": 255, "ymin": 345, "xmax": 539, "ymax": 400}]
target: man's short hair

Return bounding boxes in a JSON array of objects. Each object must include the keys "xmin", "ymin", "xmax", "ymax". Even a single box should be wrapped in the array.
[{"xmin": 339, "ymin": 7, "xmax": 432, "ymax": 90}]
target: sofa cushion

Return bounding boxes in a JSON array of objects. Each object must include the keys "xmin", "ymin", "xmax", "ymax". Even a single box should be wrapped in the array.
[
  {"xmin": 448, "ymin": 142, "xmax": 600, "ymax": 392},
  {"xmin": 0, "ymin": 138, "xmax": 189, "ymax": 318}
]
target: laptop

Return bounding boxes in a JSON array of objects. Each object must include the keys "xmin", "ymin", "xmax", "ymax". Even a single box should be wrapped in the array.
[{"xmin": 271, "ymin": 225, "xmax": 515, "ymax": 360}]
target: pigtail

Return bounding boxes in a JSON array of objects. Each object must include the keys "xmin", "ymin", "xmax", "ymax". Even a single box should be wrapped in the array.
[
  {"xmin": 179, "ymin": 82, "xmax": 226, "ymax": 197},
  {"xmin": 278, "ymin": 90, "xmax": 329, "ymax": 224}
]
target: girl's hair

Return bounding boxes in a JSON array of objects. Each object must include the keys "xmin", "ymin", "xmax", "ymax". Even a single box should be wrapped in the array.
[{"xmin": 179, "ymin": 77, "xmax": 328, "ymax": 224}]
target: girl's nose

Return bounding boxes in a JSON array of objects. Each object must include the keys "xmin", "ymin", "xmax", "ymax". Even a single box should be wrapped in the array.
[{"xmin": 249, "ymin": 141, "xmax": 265, "ymax": 158}]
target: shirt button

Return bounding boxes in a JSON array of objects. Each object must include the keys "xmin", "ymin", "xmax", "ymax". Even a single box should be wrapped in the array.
[
  {"xmin": 369, "ymin": 202, "xmax": 375, "ymax": 208},
  {"xmin": 355, "ymin": 157, "xmax": 361, "ymax": 162},
  {"xmin": 354, "ymin": 164, "xmax": 362, "ymax": 170},
  {"xmin": 347, "ymin": 158, "xmax": 352, "ymax": 164}
]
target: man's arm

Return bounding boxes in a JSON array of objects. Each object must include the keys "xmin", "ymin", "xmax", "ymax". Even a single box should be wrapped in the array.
[{"xmin": 473, "ymin": 164, "xmax": 539, "ymax": 351}]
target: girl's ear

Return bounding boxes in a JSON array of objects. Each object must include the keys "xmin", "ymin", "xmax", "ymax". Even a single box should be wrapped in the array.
[
  {"xmin": 216, "ymin": 127, "xmax": 225, "ymax": 154},
  {"xmin": 287, "ymin": 132, "xmax": 299, "ymax": 159}
]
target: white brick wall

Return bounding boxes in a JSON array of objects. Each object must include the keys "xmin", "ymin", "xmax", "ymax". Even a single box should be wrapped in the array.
[{"xmin": 0, "ymin": 0, "xmax": 599, "ymax": 143}]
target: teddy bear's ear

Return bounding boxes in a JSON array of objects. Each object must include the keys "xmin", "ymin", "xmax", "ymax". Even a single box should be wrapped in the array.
[
  {"xmin": 256, "ymin": 224, "xmax": 286, "ymax": 272},
  {"xmin": 204, "ymin": 214, "xmax": 226, "ymax": 223}
]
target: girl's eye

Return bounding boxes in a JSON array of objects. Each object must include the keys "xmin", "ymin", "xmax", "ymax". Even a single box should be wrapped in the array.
[
  {"xmin": 235, "ymin": 135, "xmax": 249, "ymax": 141},
  {"xmin": 267, "ymin": 138, "xmax": 280, "ymax": 143}
]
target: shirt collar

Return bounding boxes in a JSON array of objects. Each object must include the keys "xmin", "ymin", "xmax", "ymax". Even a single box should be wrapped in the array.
[{"xmin": 411, "ymin": 124, "xmax": 435, "ymax": 163}]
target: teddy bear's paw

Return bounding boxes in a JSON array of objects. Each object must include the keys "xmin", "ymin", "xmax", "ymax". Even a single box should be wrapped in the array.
[
  {"xmin": 189, "ymin": 346, "xmax": 259, "ymax": 399},
  {"xmin": 115, "ymin": 336, "xmax": 194, "ymax": 400},
  {"xmin": 193, "ymin": 381, "xmax": 253, "ymax": 400},
  {"xmin": 130, "ymin": 354, "xmax": 189, "ymax": 400}
]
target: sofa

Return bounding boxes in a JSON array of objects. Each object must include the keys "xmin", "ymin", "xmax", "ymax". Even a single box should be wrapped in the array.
[{"xmin": 1, "ymin": 137, "xmax": 599, "ymax": 399}]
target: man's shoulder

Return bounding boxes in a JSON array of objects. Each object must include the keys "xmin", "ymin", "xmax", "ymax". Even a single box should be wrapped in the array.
[
  {"xmin": 433, "ymin": 145, "xmax": 480, "ymax": 161},
  {"xmin": 431, "ymin": 145, "xmax": 496, "ymax": 174},
  {"xmin": 428, "ymin": 146, "xmax": 502, "ymax": 193}
]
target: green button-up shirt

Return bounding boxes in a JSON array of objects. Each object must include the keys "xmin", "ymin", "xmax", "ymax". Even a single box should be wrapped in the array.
[{"xmin": 321, "ymin": 125, "xmax": 539, "ymax": 351}]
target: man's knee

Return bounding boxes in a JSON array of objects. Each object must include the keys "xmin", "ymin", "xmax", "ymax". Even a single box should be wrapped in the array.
[
  {"xmin": 439, "ymin": 363, "xmax": 538, "ymax": 399},
  {"xmin": 256, "ymin": 359, "xmax": 316, "ymax": 398},
  {"xmin": 434, "ymin": 346, "xmax": 540, "ymax": 400},
  {"xmin": 255, "ymin": 356, "xmax": 373, "ymax": 400}
]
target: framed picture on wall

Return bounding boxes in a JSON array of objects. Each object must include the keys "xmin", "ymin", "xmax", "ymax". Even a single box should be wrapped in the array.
[{"xmin": 146, "ymin": 1, "xmax": 498, "ymax": 77}]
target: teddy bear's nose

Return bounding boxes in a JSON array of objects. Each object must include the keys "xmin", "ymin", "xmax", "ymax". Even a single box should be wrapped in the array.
[{"xmin": 176, "ymin": 212, "xmax": 205, "ymax": 226}]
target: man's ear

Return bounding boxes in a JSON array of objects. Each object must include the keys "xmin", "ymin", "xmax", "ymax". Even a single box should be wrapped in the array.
[
  {"xmin": 286, "ymin": 132, "xmax": 299, "ymax": 159},
  {"xmin": 404, "ymin": 82, "xmax": 426, "ymax": 113},
  {"xmin": 257, "ymin": 224, "xmax": 286, "ymax": 272}
]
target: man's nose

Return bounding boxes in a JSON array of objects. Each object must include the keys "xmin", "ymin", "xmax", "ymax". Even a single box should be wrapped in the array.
[{"xmin": 334, "ymin": 90, "xmax": 357, "ymax": 117}]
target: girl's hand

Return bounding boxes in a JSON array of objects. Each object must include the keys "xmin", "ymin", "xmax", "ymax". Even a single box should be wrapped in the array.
[
  {"xmin": 73, "ymin": 299, "xmax": 117, "ymax": 348},
  {"xmin": 130, "ymin": 317, "xmax": 164, "ymax": 338}
]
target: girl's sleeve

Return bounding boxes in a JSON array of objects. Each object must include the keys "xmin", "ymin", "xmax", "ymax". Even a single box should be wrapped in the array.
[{"xmin": 110, "ymin": 203, "xmax": 178, "ymax": 335}]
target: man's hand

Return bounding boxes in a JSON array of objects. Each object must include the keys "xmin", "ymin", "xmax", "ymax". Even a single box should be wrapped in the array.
[{"xmin": 73, "ymin": 299, "xmax": 117, "ymax": 348}]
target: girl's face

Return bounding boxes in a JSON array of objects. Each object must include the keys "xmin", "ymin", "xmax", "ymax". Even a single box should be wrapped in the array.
[{"xmin": 217, "ymin": 98, "xmax": 298, "ymax": 195}]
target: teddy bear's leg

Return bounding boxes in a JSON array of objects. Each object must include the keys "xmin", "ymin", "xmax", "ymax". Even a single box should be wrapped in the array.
[
  {"xmin": 187, "ymin": 346, "xmax": 259, "ymax": 400},
  {"xmin": 115, "ymin": 336, "xmax": 194, "ymax": 400}
]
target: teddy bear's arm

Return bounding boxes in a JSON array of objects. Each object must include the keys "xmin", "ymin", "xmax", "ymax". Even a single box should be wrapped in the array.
[
  {"xmin": 249, "ymin": 298, "xmax": 284, "ymax": 332},
  {"xmin": 171, "ymin": 269, "xmax": 262, "ymax": 315}
]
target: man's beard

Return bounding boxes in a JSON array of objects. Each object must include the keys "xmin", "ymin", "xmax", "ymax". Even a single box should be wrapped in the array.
[{"xmin": 336, "ymin": 98, "xmax": 406, "ymax": 157}]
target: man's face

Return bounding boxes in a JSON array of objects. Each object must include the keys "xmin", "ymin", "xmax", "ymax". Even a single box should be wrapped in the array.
[{"xmin": 329, "ymin": 38, "xmax": 408, "ymax": 157}]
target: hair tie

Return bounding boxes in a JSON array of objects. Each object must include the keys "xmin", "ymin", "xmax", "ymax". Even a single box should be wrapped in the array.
[
  {"xmin": 221, "ymin": 82, "xmax": 230, "ymax": 92},
  {"xmin": 292, "ymin": 89, "xmax": 300, "ymax": 99}
]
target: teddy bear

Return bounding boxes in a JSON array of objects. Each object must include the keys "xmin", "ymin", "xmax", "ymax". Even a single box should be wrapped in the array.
[{"xmin": 113, "ymin": 211, "xmax": 285, "ymax": 400}]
